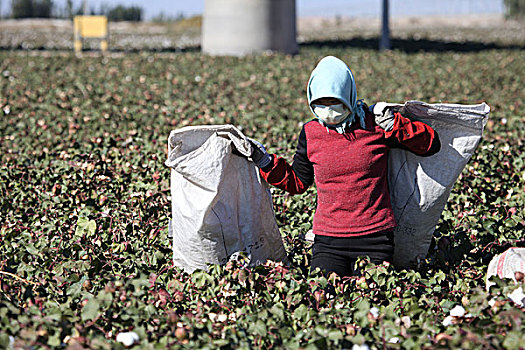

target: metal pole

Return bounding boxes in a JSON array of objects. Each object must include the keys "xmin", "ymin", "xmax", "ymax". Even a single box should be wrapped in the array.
[{"xmin": 380, "ymin": 0, "xmax": 391, "ymax": 50}]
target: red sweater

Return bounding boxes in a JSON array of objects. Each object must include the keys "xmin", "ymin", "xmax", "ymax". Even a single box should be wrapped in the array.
[{"xmin": 260, "ymin": 109, "xmax": 440, "ymax": 237}]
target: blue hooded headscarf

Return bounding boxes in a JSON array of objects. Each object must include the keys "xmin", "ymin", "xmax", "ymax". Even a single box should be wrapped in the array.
[{"xmin": 307, "ymin": 56, "xmax": 366, "ymax": 133}]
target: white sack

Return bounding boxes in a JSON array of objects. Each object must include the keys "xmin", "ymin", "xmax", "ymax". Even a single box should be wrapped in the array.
[
  {"xmin": 486, "ymin": 248, "xmax": 525, "ymax": 307},
  {"xmin": 386, "ymin": 101, "xmax": 490, "ymax": 268},
  {"xmin": 165, "ymin": 125, "xmax": 287, "ymax": 273}
]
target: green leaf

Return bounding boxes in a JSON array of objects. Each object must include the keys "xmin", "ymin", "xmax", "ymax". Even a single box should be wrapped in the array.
[
  {"xmin": 75, "ymin": 216, "xmax": 96, "ymax": 238},
  {"xmin": 48, "ymin": 333, "xmax": 61, "ymax": 347},
  {"xmin": 249, "ymin": 320, "xmax": 267, "ymax": 336},
  {"xmin": 0, "ymin": 334, "xmax": 13, "ymax": 348},
  {"xmin": 270, "ymin": 302, "xmax": 285, "ymax": 321},
  {"xmin": 327, "ymin": 329, "xmax": 343, "ymax": 341},
  {"xmin": 439, "ymin": 299, "xmax": 455, "ymax": 312},
  {"xmin": 81, "ymin": 298, "xmax": 100, "ymax": 321},
  {"xmin": 25, "ymin": 244, "xmax": 39, "ymax": 255},
  {"xmin": 294, "ymin": 304, "xmax": 308, "ymax": 320}
]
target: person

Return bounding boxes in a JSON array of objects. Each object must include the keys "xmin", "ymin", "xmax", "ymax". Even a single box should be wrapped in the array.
[{"xmin": 248, "ymin": 56, "xmax": 441, "ymax": 277}]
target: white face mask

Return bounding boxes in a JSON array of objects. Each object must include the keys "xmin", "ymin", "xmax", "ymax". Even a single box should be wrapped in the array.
[{"xmin": 312, "ymin": 103, "xmax": 350, "ymax": 125}]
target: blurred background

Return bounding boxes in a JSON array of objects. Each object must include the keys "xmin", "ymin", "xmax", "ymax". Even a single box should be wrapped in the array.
[{"xmin": 0, "ymin": 0, "xmax": 523, "ymax": 52}]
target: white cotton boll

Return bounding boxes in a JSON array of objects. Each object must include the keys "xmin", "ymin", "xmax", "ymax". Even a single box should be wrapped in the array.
[
  {"xmin": 352, "ymin": 344, "xmax": 370, "ymax": 350},
  {"xmin": 9, "ymin": 336, "xmax": 14, "ymax": 350},
  {"xmin": 388, "ymin": 337, "xmax": 400, "ymax": 344},
  {"xmin": 305, "ymin": 230, "xmax": 315, "ymax": 242},
  {"xmin": 442, "ymin": 315, "xmax": 454, "ymax": 327},
  {"xmin": 449, "ymin": 305, "xmax": 466, "ymax": 317},
  {"xmin": 508, "ymin": 287, "xmax": 525, "ymax": 308},
  {"xmin": 369, "ymin": 307, "xmax": 379, "ymax": 318},
  {"xmin": 488, "ymin": 298, "xmax": 496, "ymax": 307},
  {"xmin": 116, "ymin": 332, "xmax": 139, "ymax": 347},
  {"xmin": 401, "ymin": 315, "xmax": 411, "ymax": 328}
]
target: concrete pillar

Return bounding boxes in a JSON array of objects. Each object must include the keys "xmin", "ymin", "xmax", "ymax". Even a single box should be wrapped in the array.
[{"xmin": 202, "ymin": 0, "xmax": 298, "ymax": 56}]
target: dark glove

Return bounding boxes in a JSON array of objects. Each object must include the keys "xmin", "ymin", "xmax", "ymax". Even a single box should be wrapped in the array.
[{"xmin": 248, "ymin": 138, "xmax": 272, "ymax": 169}]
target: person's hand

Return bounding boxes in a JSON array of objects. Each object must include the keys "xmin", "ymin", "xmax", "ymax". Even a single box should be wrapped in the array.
[
  {"xmin": 248, "ymin": 138, "xmax": 272, "ymax": 169},
  {"xmin": 375, "ymin": 108, "xmax": 395, "ymax": 131},
  {"xmin": 373, "ymin": 102, "xmax": 402, "ymax": 132}
]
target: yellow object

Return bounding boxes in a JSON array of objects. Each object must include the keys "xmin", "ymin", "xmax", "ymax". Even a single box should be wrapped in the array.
[
  {"xmin": 74, "ymin": 40, "xmax": 82, "ymax": 52},
  {"xmin": 73, "ymin": 16, "xmax": 109, "ymax": 52}
]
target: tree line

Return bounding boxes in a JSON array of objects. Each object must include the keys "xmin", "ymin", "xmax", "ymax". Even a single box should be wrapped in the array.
[
  {"xmin": 8, "ymin": 0, "xmax": 143, "ymax": 21},
  {"xmin": 504, "ymin": 0, "xmax": 525, "ymax": 20}
]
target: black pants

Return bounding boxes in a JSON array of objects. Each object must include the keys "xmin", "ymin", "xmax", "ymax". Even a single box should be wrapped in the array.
[{"xmin": 310, "ymin": 230, "xmax": 394, "ymax": 277}]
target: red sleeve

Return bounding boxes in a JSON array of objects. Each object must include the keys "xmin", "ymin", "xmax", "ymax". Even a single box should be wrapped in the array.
[
  {"xmin": 385, "ymin": 112, "xmax": 441, "ymax": 156},
  {"xmin": 259, "ymin": 155, "xmax": 309, "ymax": 195}
]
